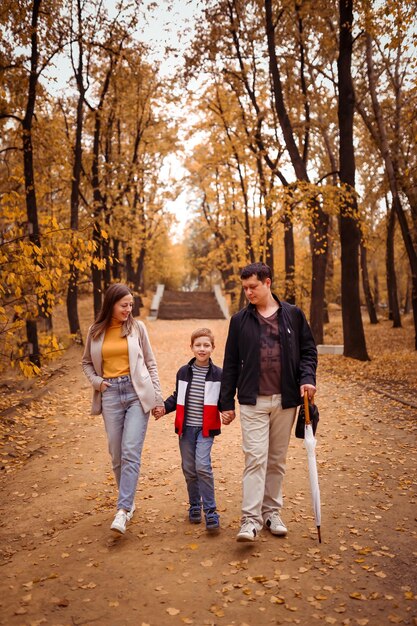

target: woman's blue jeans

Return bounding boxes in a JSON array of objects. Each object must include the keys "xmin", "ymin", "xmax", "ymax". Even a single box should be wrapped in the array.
[
  {"xmin": 101, "ymin": 376, "xmax": 149, "ymax": 512},
  {"xmin": 179, "ymin": 426, "xmax": 216, "ymax": 513}
]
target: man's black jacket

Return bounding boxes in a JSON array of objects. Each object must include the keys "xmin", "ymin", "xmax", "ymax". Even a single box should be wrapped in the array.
[{"xmin": 219, "ymin": 295, "xmax": 317, "ymax": 411}]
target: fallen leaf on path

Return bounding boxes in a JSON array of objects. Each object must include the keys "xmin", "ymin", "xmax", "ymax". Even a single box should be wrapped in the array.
[
  {"xmin": 14, "ymin": 608, "xmax": 27, "ymax": 615},
  {"xmin": 251, "ymin": 574, "xmax": 268, "ymax": 582},
  {"xmin": 49, "ymin": 597, "xmax": 69, "ymax": 607},
  {"xmin": 166, "ymin": 607, "xmax": 180, "ymax": 616},
  {"xmin": 80, "ymin": 582, "xmax": 96, "ymax": 589},
  {"xmin": 210, "ymin": 605, "xmax": 225, "ymax": 617},
  {"xmin": 200, "ymin": 559, "xmax": 213, "ymax": 567},
  {"xmin": 349, "ymin": 592, "xmax": 366, "ymax": 600},
  {"xmin": 270, "ymin": 596, "xmax": 285, "ymax": 604}
]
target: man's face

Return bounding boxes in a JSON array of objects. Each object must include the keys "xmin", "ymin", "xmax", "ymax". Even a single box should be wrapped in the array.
[{"xmin": 241, "ymin": 275, "xmax": 271, "ymax": 305}]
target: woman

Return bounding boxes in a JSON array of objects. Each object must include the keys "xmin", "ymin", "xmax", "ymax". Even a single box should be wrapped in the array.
[{"xmin": 82, "ymin": 283, "xmax": 164, "ymax": 534}]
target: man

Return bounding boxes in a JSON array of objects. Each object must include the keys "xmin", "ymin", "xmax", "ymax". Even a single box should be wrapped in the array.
[{"xmin": 220, "ymin": 262, "xmax": 317, "ymax": 542}]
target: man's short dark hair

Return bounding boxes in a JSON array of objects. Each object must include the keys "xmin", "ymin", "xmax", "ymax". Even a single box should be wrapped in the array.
[{"xmin": 240, "ymin": 262, "xmax": 272, "ymax": 282}]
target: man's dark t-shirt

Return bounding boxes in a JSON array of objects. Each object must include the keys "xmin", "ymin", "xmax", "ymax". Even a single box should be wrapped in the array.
[{"xmin": 257, "ymin": 310, "xmax": 281, "ymax": 395}]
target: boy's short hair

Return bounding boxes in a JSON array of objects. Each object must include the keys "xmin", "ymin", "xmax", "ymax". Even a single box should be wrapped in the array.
[
  {"xmin": 191, "ymin": 327, "xmax": 215, "ymax": 347},
  {"xmin": 240, "ymin": 262, "xmax": 272, "ymax": 282}
]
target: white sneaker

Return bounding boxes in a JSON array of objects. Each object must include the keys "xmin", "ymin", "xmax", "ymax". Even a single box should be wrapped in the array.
[
  {"xmin": 264, "ymin": 512, "xmax": 287, "ymax": 536},
  {"xmin": 111, "ymin": 510, "xmax": 128, "ymax": 534},
  {"xmin": 126, "ymin": 503, "xmax": 136, "ymax": 522},
  {"xmin": 236, "ymin": 520, "xmax": 258, "ymax": 542}
]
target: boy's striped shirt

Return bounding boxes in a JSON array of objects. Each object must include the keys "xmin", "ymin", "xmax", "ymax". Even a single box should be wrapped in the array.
[{"xmin": 185, "ymin": 363, "xmax": 209, "ymax": 427}]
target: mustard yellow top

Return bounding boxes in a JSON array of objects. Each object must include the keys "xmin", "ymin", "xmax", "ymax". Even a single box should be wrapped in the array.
[{"xmin": 102, "ymin": 319, "xmax": 130, "ymax": 378}]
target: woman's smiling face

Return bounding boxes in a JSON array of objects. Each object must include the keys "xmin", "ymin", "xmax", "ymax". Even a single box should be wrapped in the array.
[{"xmin": 112, "ymin": 294, "xmax": 133, "ymax": 322}]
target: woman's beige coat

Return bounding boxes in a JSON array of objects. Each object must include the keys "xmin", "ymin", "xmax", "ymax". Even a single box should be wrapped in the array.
[{"xmin": 82, "ymin": 320, "xmax": 163, "ymax": 415}]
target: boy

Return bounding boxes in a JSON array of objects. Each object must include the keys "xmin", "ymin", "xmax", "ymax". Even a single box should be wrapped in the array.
[{"xmin": 153, "ymin": 328, "xmax": 222, "ymax": 531}]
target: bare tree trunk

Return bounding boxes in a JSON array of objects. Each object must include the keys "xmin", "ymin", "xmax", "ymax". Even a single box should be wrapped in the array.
[
  {"xmin": 67, "ymin": 0, "xmax": 84, "ymax": 344},
  {"xmin": 386, "ymin": 204, "xmax": 401, "ymax": 327},
  {"xmin": 338, "ymin": 0, "xmax": 369, "ymax": 360},
  {"xmin": 283, "ymin": 212, "xmax": 295, "ymax": 304},
  {"xmin": 309, "ymin": 206, "xmax": 329, "ymax": 343},
  {"xmin": 404, "ymin": 274, "xmax": 411, "ymax": 314},
  {"xmin": 90, "ymin": 66, "xmax": 113, "ymax": 317},
  {"xmin": 360, "ymin": 242, "xmax": 378, "ymax": 324},
  {"xmin": 112, "ymin": 238, "xmax": 122, "ymax": 279},
  {"xmin": 22, "ymin": 0, "xmax": 43, "ymax": 367}
]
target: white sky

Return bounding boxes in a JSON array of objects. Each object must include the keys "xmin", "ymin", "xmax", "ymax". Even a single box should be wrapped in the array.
[
  {"xmin": 45, "ymin": 0, "xmax": 203, "ymax": 239},
  {"xmin": 137, "ymin": 1, "xmax": 204, "ymax": 237}
]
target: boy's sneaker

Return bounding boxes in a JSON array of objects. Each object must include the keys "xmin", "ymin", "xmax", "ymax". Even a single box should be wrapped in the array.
[
  {"xmin": 189, "ymin": 506, "xmax": 202, "ymax": 524},
  {"xmin": 126, "ymin": 503, "xmax": 136, "ymax": 521},
  {"xmin": 264, "ymin": 512, "xmax": 287, "ymax": 536},
  {"xmin": 111, "ymin": 510, "xmax": 128, "ymax": 534},
  {"xmin": 205, "ymin": 510, "xmax": 220, "ymax": 531},
  {"xmin": 236, "ymin": 520, "xmax": 257, "ymax": 542}
]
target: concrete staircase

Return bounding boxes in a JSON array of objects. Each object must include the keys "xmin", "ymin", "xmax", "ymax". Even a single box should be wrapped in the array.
[{"xmin": 157, "ymin": 290, "xmax": 226, "ymax": 320}]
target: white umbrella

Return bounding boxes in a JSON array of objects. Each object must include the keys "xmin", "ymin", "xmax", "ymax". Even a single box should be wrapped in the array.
[{"xmin": 303, "ymin": 391, "xmax": 322, "ymax": 543}]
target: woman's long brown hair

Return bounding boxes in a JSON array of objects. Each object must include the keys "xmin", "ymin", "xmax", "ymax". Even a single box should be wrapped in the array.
[{"xmin": 90, "ymin": 283, "xmax": 136, "ymax": 339}]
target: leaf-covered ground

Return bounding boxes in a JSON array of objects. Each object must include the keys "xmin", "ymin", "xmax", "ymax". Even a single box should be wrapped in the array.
[{"xmin": 0, "ymin": 303, "xmax": 416, "ymax": 626}]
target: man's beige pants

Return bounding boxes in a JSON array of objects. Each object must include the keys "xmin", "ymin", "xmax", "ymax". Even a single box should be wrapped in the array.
[{"xmin": 239, "ymin": 394, "xmax": 296, "ymax": 530}]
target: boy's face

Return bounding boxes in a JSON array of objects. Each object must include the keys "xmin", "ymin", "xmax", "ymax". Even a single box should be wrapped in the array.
[{"xmin": 191, "ymin": 336, "xmax": 214, "ymax": 366}]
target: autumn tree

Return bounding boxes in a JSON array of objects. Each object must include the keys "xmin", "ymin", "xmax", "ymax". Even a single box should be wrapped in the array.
[{"xmin": 355, "ymin": 0, "xmax": 417, "ymax": 347}]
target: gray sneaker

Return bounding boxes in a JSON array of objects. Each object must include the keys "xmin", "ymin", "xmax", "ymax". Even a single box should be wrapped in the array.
[
  {"xmin": 264, "ymin": 512, "xmax": 287, "ymax": 536},
  {"xmin": 236, "ymin": 520, "xmax": 257, "ymax": 542},
  {"xmin": 111, "ymin": 510, "xmax": 128, "ymax": 534}
]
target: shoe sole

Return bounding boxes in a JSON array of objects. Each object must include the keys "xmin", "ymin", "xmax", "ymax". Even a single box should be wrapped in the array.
[
  {"xmin": 206, "ymin": 525, "xmax": 220, "ymax": 532},
  {"xmin": 111, "ymin": 525, "xmax": 126, "ymax": 535},
  {"xmin": 267, "ymin": 528, "xmax": 287, "ymax": 536},
  {"xmin": 236, "ymin": 534, "xmax": 256, "ymax": 542}
]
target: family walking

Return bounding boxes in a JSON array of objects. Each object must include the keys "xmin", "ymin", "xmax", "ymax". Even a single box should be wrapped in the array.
[{"xmin": 82, "ymin": 262, "xmax": 318, "ymax": 541}]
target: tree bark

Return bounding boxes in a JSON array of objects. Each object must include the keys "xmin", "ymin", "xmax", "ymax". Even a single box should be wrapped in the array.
[
  {"xmin": 22, "ymin": 0, "xmax": 42, "ymax": 367},
  {"xmin": 112, "ymin": 238, "xmax": 122, "ymax": 279},
  {"xmin": 338, "ymin": 0, "xmax": 369, "ymax": 360},
  {"xmin": 283, "ymin": 212, "xmax": 295, "ymax": 304},
  {"xmin": 386, "ymin": 204, "xmax": 401, "ymax": 327},
  {"xmin": 360, "ymin": 242, "xmax": 378, "ymax": 324},
  {"xmin": 91, "ymin": 65, "xmax": 113, "ymax": 317},
  {"xmin": 309, "ymin": 206, "xmax": 329, "ymax": 344},
  {"xmin": 66, "ymin": 0, "xmax": 84, "ymax": 344}
]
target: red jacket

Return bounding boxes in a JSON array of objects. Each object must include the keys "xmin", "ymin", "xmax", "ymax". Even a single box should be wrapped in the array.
[{"xmin": 164, "ymin": 358, "xmax": 222, "ymax": 437}]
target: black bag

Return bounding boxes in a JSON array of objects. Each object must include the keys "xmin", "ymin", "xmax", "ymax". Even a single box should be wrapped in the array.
[{"xmin": 295, "ymin": 402, "xmax": 319, "ymax": 439}]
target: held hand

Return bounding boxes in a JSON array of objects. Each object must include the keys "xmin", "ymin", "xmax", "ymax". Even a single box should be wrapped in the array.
[
  {"xmin": 300, "ymin": 384, "xmax": 316, "ymax": 402},
  {"xmin": 221, "ymin": 410, "xmax": 236, "ymax": 425},
  {"xmin": 153, "ymin": 406, "xmax": 166, "ymax": 420}
]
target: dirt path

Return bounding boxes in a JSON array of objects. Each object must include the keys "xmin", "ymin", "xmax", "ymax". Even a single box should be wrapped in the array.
[{"xmin": 0, "ymin": 319, "xmax": 416, "ymax": 626}]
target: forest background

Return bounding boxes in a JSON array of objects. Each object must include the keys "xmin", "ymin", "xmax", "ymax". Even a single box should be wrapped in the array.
[{"xmin": 1, "ymin": 0, "xmax": 417, "ymax": 376}]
